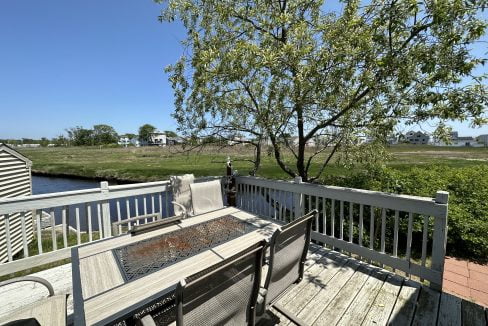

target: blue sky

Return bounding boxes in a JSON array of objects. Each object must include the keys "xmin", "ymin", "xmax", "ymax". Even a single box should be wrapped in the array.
[{"xmin": 0, "ymin": 0, "xmax": 486, "ymax": 139}]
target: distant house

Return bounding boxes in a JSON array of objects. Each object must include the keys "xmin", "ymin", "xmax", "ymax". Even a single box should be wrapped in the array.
[
  {"xmin": 450, "ymin": 136, "xmax": 482, "ymax": 147},
  {"xmin": 476, "ymin": 134, "xmax": 488, "ymax": 146},
  {"xmin": 149, "ymin": 130, "xmax": 167, "ymax": 146},
  {"xmin": 166, "ymin": 136, "xmax": 184, "ymax": 146},
  {"xmin": 227, "ymin": 136, "xmax": 248, "ymax": 146},
  {"xmin": 0, "ymin": 143, "xmax": 33, "ymax": 263},
  {"xmin": 434, "ymin": 131, "xmax": 484, "ymax": 147},
  {"xmin": 118, "ymin": 135, "xmax": 140, "ymax": 147},
  {"xmin": 405, "ymin": 131, "xmax": 430, "ymax": 145}
]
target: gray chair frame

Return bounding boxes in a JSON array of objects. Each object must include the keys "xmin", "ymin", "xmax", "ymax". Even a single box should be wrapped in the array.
[
  {"xmin": 260, "ymin": 209, "xmax": 318, "ymax": 326},
  {"xmin": 175, "ymin": 241, "xmax": 266, "ymax": 326},
  {"xmin": 0, "ymin": 276, "xmax": 67, "ymax": 326},
  {"xmin": 0, "ymin": 276, "xmax": 55, "ymax": 296}
]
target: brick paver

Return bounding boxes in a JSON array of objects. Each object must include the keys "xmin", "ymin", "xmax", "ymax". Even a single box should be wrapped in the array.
[{"xmin": 443, "ymin": 256, "xmax": 488, "ymax": 308}]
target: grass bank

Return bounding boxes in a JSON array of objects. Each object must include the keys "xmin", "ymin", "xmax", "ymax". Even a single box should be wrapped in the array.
[{"xmin": 18, "ymin": 145, "xmax": 488, "ymax": 182}]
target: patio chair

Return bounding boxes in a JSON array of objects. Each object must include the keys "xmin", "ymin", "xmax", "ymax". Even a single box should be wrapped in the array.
[
  {"xmin": 0, "ymin": 276, "xmax": 67, "ymax": 326},
  {"xmin": 170, "ymin": 174, "xmax": 195, "ymax": 218},
  {"xmin": 257, "ymin": 209, "xmax": 318, "ymax": 326},
  {"xmin": 138, "ymin": 241, "xmax": 266, "ymax": 326}
]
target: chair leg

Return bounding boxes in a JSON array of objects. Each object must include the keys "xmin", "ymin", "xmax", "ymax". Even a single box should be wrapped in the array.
[{"xmin": 272, "ymin": 303, "xmax": 308, "ymax": 326}]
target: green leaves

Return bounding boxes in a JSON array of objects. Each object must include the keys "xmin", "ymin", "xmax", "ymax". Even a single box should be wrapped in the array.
[{"xmin": 157, "ymin": 0, "xmax": 487, "ymax": 180}]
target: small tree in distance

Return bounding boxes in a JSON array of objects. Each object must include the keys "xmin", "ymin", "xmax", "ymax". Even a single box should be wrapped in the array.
[
  {"xmin": 159, "ymin": 0, "xmax": 488, "ymax": 181},
  {"xmin": 138, "ymin": 124, "xmax": 156, "ymax": 144}
]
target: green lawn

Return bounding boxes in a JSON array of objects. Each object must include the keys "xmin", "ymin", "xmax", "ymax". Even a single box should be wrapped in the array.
[{"xmin": 18, "ymin": 145, "xmax": 488, "ymax": 182}]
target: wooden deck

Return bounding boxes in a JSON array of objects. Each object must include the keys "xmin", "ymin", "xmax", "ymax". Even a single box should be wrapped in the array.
[
  {"xmin": 2, "ymin": 243, "xmax": 487, "ymax": 325},
  {"xmin": 262, "ymin": 244, "xmax": 488, "ymax": 326}
]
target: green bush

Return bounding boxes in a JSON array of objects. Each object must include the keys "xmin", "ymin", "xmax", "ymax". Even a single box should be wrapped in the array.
[{"xmin": 322, "ymin": 165, "xmax": 488, "ymax": 261}]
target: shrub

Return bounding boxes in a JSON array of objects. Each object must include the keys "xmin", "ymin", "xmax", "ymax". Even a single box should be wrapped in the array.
[{"xmin": 322, "ymin": 165, "xmax": 488, "ymax": 261}]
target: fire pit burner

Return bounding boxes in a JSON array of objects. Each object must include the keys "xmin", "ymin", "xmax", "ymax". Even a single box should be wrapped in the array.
[{"xmin": 113, "ymin": 215, "xmax": 257, "ymax": 281}]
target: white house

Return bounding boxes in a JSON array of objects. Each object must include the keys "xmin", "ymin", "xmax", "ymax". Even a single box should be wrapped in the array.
[
  {"xmin": 149, "ymin": 130, "xmax": 167, "ymax": 146},
  {"xmin": 434, "ymin": 132, "xmax": 484, "ymax": 147},
  {"xmin": 118, "ymin": 135, "xmax": 140, "ymax": 147}
]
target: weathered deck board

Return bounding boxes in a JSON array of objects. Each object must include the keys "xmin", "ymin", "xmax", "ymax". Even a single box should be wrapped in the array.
[
  {"xmin": 412, "ymin": 286, "xmax": 441, "ymax": 326},
  {"xmin": 2, "ymin": 243, "xmax": 487, "ymax": 326},
  {"xmin": 438, "ymin": 292, "xmax": 462, "ymax": 325},
  {"xmin": 362, "ymin": 274, "xmax": 403, "ymax": 325},
  {"xmin": 462, "ymin": 300, "xmax": 486, "ymax": 326},
  {"xmin": 313, "ymin": 264, "xmax": 373, "ymax": 325},
  {"xmin": 388, "ymin": 279, "xmax": 420, "ymax": 325}
]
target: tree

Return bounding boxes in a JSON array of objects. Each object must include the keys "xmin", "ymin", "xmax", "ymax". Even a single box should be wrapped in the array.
[
  {"xmin": 138, "ymin": 124, "xmax": 156, "ymax": 144},
  {"xmin": 164, "ymin": 130, "xmax": 178, "ymax": 137},
  {"xmin": 93, "ymin": 124, "xmax": 118, "ymax": 145},
  {"xmin": 159, "ymin": 0, "xmax": 487, "ymax": 181},
  {"xmin": 66, "ymin": 127, "xmax": 94, "ymax": 146}
]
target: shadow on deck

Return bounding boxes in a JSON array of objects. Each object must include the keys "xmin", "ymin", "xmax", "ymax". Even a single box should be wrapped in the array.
[
  {"xmin": 260, "ymin": 244, "xmax": 488, "ymax": 326},
  {"xmin": 1, "ymin": 244, "xmax": 487, "ymax": 325}
]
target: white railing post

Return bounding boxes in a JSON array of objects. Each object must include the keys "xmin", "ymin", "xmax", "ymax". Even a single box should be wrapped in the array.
[
  {"xmin": 430, "ymin": 190, "xmax": 449, "ymax": 291},
  {"xmin": 100, "ymin": 181, "xmax": 112, "ymax": 238},
  {"xmin": 294, "ymin": 176, "xmax": 303, "ymax": 218}
]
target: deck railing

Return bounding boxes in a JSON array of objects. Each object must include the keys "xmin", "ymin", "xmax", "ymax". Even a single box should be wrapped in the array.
[
  {"xmin": 0, "ymin": 180, "xmax": 176, "ymax": 277},
  {"xmin": 0, "ymin": 175, "xmax": 449, "ymax": 290},
  {"xmin": 235, "ymin": 176, "xmax": 449, "ymax": 290}
]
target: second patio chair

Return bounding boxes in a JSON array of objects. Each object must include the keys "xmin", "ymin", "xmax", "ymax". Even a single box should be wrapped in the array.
[
  {"xmin": 257, "ymin": 209, "xmax": 318, "ymax": 326},
  {"xmin": 138, "ymin": 240, "xmax": 266, "ymax": 326}
]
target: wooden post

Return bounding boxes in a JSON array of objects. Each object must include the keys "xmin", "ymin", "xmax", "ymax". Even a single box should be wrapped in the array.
[
  {"xmin": 431, "ymin": 190, "xmax": 449, "ymax": 291},
  {"xmin": 293, "ymin": 176, "xmax": 303, "ymax": 219},
  {"xmin": 100, "ymin": 181, "xmax": 112, "ymax": 238}
]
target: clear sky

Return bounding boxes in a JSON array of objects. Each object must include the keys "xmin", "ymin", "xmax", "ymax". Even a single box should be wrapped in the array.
[{"xmin": 0, "ymin": 0, "xmax": 486, "ymax": 139}]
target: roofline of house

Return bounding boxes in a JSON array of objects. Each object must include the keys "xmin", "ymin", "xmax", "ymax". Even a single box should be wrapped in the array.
[{"xmin": 0, "ymin": 143, "xmax": 33, "ymax": 167}]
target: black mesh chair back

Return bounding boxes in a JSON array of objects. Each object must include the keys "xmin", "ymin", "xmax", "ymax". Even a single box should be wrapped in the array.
[
  {"xmin": 176, "ymin": 241, "xmax": 266, "ymax": 326},
  {"xmin": 263, "ymin": 209, "xmax": 317, "ymax": 306}
]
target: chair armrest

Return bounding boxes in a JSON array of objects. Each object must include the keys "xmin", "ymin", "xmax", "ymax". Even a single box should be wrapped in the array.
[
  {"xmin": 171, "ymin": 201, "xmax": 187, "ymax": 219},
  {"xmin": 0, "ymin": 276, "xmax": 54, "ymax": 297}
]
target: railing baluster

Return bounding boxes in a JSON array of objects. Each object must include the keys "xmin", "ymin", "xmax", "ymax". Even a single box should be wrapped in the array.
[
  {"xmin": 50, "ymin": 208, "xmax": 57, "ymax": 251},
  {"xmin": 393, "ymin": 210, "xmax": 399, "ymax": 257},
  {"xmin": 339, "ymin": 200, "xmax": 344, "ymax": 240},
  {"xmin": 381, "ymin": 208, "xmax": 386, "ymax": 253},
  {"xmin": 406, "ymin": 212, "xmax": 414, "ymax": 277},
  {"xmin": 273, "ymin": 189, "xmax": 277, "ymax": 220},
  {"xmin": 349, "ymin": 202, "xmax": 353, "ymax": 243},
  {"xmin": 322, "ymin": 197, "xmax": 327, "ymax": 235},
  {"xmin": 278, "ymin": 190, "xmax": 283, "ymax": 221},
  {"xmin": 135, "ymin": 197, "xmax": 140, "ymax": 225},
  {"xmin": 143, "ymin": 196, "xmax": 148, "ymax": 223},
  {"xmin": 36, "ymin": 209, "xmax": 43, "ymax": 254},
  {"xmin": 5, "ymin": 214, "xmax": 13, "ymax": 262},
  {"xmin": 97, "ymin": 203, "xmax": 103, "ymax": 237},
  {"xmin": 308, "ymin": 195, "xmax": 312, "ymax": 215},
  {"xmin": 331, "ymin": 200, "xmax": 335, "ymax": 238},
  {"xmin": 315, "ymin": 196, "xmax": 319, "ymax": 232},
  {"xmin": 151, "ymin": 195, "xmax": 156, "ymax": 221},
  {"xmin": 75, "ymin": 206, "xmax": 81, "ymax": 245},
  {"xmin": 370, "ymin": 206, "xmax": 375, "ymax": 250},
  {"xmin": 20, "ymin": 212, "xmax": 29, "ymax": 257},
  {"xmin": 359, "ymin": 204, "xmax": 364, "ymax": 246},
  {"xmin": 116, "ymin": 200, "xmax": 122, "ymax": 233},
  {"xmin": 86, "ymin": 203, "xmax": 93, "ymax": 242},
  {"xmin": 62, "ymin": 206, "xmax": 68, "ymax": 248}
]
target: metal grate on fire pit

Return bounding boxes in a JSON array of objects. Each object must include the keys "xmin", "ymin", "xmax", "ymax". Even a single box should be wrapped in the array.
[{"xmin": 113, "ymin": 215, "xmax": 258, "ymax": 281}]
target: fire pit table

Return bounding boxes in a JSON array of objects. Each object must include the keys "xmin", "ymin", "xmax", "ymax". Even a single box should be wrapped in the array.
[{"xmin": 71, "ymin": 207, "xmax": 279, "ymax": 326}]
